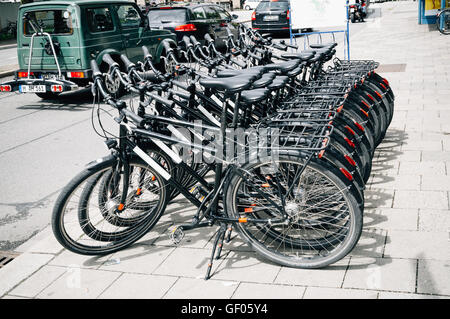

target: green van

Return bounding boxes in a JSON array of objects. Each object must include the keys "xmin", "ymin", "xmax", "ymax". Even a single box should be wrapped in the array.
[{"xmin": 0, "ymin": 0, "xmax": 177, "ymax": 98}]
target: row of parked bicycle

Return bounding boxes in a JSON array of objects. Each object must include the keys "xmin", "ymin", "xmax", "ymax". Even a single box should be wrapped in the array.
[{"xmin": 51, "ymin": 24, "xmax": 394, "ymax": 279}]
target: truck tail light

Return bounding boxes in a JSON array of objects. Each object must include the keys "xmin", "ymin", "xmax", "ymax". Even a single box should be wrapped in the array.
[
  {"xmin": 252, "ymin": 11, "xmax": 256, "ymax": 21},
  {"xmin": 67, "ymin": 71, "xmax": 85, "ymax": 78},
  {"xmin": 18, "ymin": 72, "xmax": 33, "ymax": 78},
  {"xmin": 175, "ymin": 24, "xmax": 197, "ymax": 32},
  {"xmin": 51, "ymin": 85, "xmax": 63, "ymax": 92},
  {"xmin": 0, "ymin": 85, "xmax": 11, "ymax": 92}
]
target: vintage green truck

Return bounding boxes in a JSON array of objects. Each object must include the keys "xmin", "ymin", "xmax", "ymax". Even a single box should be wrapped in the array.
[{"xmin": 0, "ymin": 0, "xmax": 177, "ymax": 98}]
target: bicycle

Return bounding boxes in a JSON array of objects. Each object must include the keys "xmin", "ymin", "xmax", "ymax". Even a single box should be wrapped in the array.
[{"xmin": 437, "ymin": 8, "xmax": 450, "ymax": 35}]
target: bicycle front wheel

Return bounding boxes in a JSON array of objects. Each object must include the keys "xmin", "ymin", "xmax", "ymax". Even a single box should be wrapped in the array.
[
  {"xmin": 437, "ymin": 9, "xmax": 450, "ymax": 35},
  {"xmin": 224, "ymin": 155, "xmax": 363, "ymax": 269},
  {"xmin": 52, "ymin": 156, "xmax": 167, "ymax": 255}
]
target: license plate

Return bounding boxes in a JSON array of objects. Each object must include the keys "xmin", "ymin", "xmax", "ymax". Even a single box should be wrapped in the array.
[
  {"xmin": 263, "ymin": 15, "xmax": 279, "ymax": 21},
  {"xmin": 19, "ymin": 85, "xmax": 46, "ymax": 93}
]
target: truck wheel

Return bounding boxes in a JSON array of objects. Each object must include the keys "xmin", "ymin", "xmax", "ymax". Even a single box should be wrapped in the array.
[{"xmin": 36, "ymin": 92, "xmax": 60, "ymax": 100}]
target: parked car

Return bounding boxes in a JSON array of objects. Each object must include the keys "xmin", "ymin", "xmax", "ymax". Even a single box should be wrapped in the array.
[
  {"xmin": 0, "ymin": 0, "xmax": 177, "ymax": 99},
  {"xmin": 146, "ymin": 2, "xmax": 239, "ymax": 51},
  {"xmin": 251, "ymin": 0, "xmax": 291, "ymax": 34},
  {"xmin": 243, "ymin": 0, "xmax": 260, "ymax": 11}
]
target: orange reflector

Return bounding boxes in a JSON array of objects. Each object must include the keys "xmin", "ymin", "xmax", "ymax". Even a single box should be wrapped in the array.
[
  {"xmin": 118, "ymin": 203, "xmax": 125, "ymax": 211},
  {"xmin": 344, "ymin": 155, "xmax": 356, "ymax": 166},
  {"xmin": 151, "ymin": 175, "xmax": 156, "ymax": 181},
  {"xmin": 244, "ymin": 208, "xmax": 253, "ymax": 213},
  {"xmin": 239, "ymin": 217, "xmax": 248, "ymax": 223},
  {"xmin": 361, "ymin": 100, "xmax": 371, "ymax": 109},
  {"xmin": 318, "ymin": 150, "xmax": 325, "ymax": 158},
  {"xmin": 136, "ymin": 188, "xmax": 142, "ymax": 195},
  {"xmin": 340, "ymin": 168, "xmax": 353, "ymax": 181},
  {"xmin": 375, "ymin": 91, "xmax": 382, "ymax": 98},
  {"xmin": 262, "ymin": 183, "xmax": 270, "ymax": 188},
  {"xmin": 360, "ymin": 108, "xmax": 369, "ymax": 117},
  {"xmin": 344, "ymin": 137, "xmax": 355, "ymax": 148},
  {"xmin": 337, "ymin": 105, "xmax": 344, "ymax": 113},
  {"xmin": 345, "ymin": 126, "xmax": 355, "ymax": 136}
]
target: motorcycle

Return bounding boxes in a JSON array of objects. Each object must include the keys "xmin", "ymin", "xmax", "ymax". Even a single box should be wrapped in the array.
[{"xmin": 349, "ymin": 2, "xmax": 365, "ymax": 23}]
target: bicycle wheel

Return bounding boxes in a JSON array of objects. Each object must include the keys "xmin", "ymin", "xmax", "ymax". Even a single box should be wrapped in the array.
[
  {"xmin": 52, "ymin": 156, "xmax": 167, "ymax": 255},
  {"xmin": 225, "ymin": 155, "xmax": 363, "ymax": 268},
  {"xmin": 437, "ymin": 9, "xmax": 450, "ymax": 35}
]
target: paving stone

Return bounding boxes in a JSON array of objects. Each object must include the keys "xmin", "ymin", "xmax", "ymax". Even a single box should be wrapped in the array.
[
  {"xmin": 343, "ymin": 257, "xmax": 416, "ymax": 292},
  {"xmin": 364, "ymin": 208, "xmax": 418, "ymax": 231},
  {"xmin": 370, "ymin": 174, "xmax": 420, "ymax": 190},
  {"xmin": 1, "ymin": 295, "xmax": 30, "ymax": 299},
  {"xmin": 48, "ymin": 250, "xmax": 112, "ymax": 270},
  {"xmin": 398, "ymin": 161, "xmax": 446, "ymax": 175},
  {"xmin": 213, "ymin": 251, "xmax": 281, "ymax": 284},
  {"xmin": 418, "ymin": 209, "xmax": 450, "ymax": 232},
  {"xmin": 422, "ymin": 175, "xmax": 450, "ymax": 191},
  {"xmin": 384, "ymin": 230, "xmax": 450, "ymax": 260},
  {"xmin": 364, "ymin": 188, "xmax": 395, "ymax": 209},
  {"xmin": 350, "ymin": 229, "xmax": 387, "ymax": 258},
  {"xmin": 231, "ymin": 282, "xmax": 304, "ymax": 299},
  {"xmin": 393, "ymin": 190, "xmax": 448, "ymax": 210},
  {"xmin": 37, "ymin": 268, "xmax": 121, "ymax": 299},
  {"xmin": 378, "ymin": 292, "xmax": 446, "ymax": 299},
  {"xmin": 9, "ymin": 265, "xmax": 66, "ymax": 298},
  {"xmin": 376, "ymin": 150, "xmax": 421, "ymax": 163},
  {"xmin": 402, "ymin": 140, "xmax": 442, "ymax": 151},
  {"xmin": 303, "ymin": 287, "xmax": 378, "ymax": 299},
  {"xmin": 98, "ymin": 273, "xmax": 177, "ymax": 299},
  {"xmin": 417, "ymin": 260, "xmax": 450, "ymax": 296},
  {"xmin": 153, "ymin": 247, "xmax": 225, "ymax": 279},
  {"xmin": 98, "ymin": 244, "xmax": 175, "ymax": 275},
  {"xmin": 0, "ymin": 252, "xmax": 54, "ymax": 297},
  {"xmin": 153, "ymin": 226, "xmax": 216, "ymax": 249},
  {"xmin": 164, "ymin": 277, "xmax": 239, "ymax": 299},
  {"xmin": 274, "ymin": 258, "xmax": 349, "ymax": 288}
]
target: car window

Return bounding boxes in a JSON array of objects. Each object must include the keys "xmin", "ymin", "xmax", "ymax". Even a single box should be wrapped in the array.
[
  {"xmin": 214, "ymin": 6, "xmax": 231, "ymax": 20},
  {"xmin": 148, "ymin": 8, "xmax": 186, "ymax": 23},
  {"xmin": 256, "ymin": 1, "xmax": 289, "ymax": 10},
  {"xmin": 86, "ymin": 7, "xmax": 114, "ymax": 33},
  {"xmin": 191, "ymin": 7, "xmax": 207, "ymax": 20},
  {"xmin": 204, "ymin": 6, "xmax": 220, "ymax": 20},
  {"xmin": 24, "ymin": 9, "xmax": 73, "ymax": 35},
  {"xmin": 116, "ymin": 4, "xmax": 141, "ymax": 28}
]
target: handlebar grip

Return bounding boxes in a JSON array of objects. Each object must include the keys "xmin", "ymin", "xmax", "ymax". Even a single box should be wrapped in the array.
[
  {"xmin": 280, "ymin": 40, "xmax": 298, "ymax": 50},
  {"xmin": 204, "ymin": 33, "xmax": 214, "ymax": 43},
  {"xmin": 142, "ymin": 45, "xmax": 152, "ymax": 59},
  {"xmin": 146, "ymin": 91, "xmax": 174, "ymax": 108},
  {"xmin": 162, "ymin": 41, "xmax": 173, "ymax": 53},
  {"xmin": 230, "ymin": 58, "xmax": 247, "ymax": 68},
  {"xmin": 248, "ymin": 52, "xmax": 262, "ymax": 61},
  {"xmin": 91, "ymin": 59, "xmax": 102, "ymax": 77},
  {"xmin": 120, "ymin": 54, "xmax": 135, "ymax": 70},
  {"xmin": 272, "ymin": 44, "xmax": 288, "ymax": 51},
  {"xmin": 189, "ymin": 35, "xmax": 200, "ymax": 46},
  {"xmin": 121, "ymin": 108, "xmax": 144, "ymax": 127},
  {"xmin": 102, "ymin": 53, "xmax": 118, "ymax": 67},
  {"xmin": 182, "ymin": 36, "xmax": 192, "ymax": 48},
  {"xmin": 169, "ymin": 88, "xmax": 190, "ymax": 100},
  {"xmin": 172, "ymin": 80, "xmax": 189, "ymax": 91}
]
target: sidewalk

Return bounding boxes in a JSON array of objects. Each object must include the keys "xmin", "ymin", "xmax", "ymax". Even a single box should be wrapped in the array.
[{"xmin": 1, "ymin": 0, "xmax": 449, "ymax": 299}]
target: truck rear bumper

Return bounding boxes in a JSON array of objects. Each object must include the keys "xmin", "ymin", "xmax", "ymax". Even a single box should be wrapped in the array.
[{"xmin": 0, "ymin": 78, "xmax": 79, "ymax": 94}]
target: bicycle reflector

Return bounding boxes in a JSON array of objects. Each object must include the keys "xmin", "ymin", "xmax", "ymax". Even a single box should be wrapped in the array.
[
  {"xmin": 0, "ymin": 85, "xmax": 12, "ymax": 92},
  {"xmin": 51, "ymin": 85, "xmax": 63, "ymax": 92}
]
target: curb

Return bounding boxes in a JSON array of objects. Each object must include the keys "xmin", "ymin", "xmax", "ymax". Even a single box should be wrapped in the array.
[
  {"xmin": 0, "ymin": 44, "xmax": 17, "ymax": 51},
  {"xmin": 0, "ymin": 69, "xmax": 15, "ymax": 78}
]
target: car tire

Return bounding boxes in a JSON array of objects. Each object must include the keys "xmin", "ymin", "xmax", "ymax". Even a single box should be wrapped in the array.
[{"xmin": 35, "ymin": 92, "xmax": 61, "ymax": 100}]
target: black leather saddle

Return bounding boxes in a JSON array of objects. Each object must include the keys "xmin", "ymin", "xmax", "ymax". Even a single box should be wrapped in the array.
[
  {"xmin": 199, "ymin": 74, "xmax": 255, "ymax": 93},
  {"xmin": 241, "ymin": 88, "xmax": 271, "ymax": 104}
]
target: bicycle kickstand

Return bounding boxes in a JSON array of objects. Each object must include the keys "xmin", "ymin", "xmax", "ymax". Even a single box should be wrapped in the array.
[{"xmin": 205, "ymin": 223, "xmax": 227, "ymax": 280}]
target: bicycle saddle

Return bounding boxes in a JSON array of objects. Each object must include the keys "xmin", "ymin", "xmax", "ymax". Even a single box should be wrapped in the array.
[
  {"xmin": 268, "ymin": 76, "xmax": 289, "ymax": 90},
  {"xmin": 310, "ymin": 42, "xmax": 338, "ymax": 49},
  {"xmin": 200, "ymin": 74, "xmax": 254, "ymax": 93},
  {"xmin": 263, "ymin": 60, "xmax": 301, "ymax": 73},
  {"xmin": 287, "ymin": 65, "xmax": 304, "ymax": 78},
  {"xmin": 216, "ymin": 67, "xmax": 263, "ymax": 78},
  {"xmin": 241, "ymin": 88, "xmax": 271, "ymax": 104},
  {"xmin": 280, "ymin": 52, "xmax": 315, "ymax": 62},
  {"xmin": 251, "ymin": 72, "xmax": 276, "ymax": 89}
]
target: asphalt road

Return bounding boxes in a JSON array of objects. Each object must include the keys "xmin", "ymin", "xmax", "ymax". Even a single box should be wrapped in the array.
[{"xmin": 0, "ymin": 6, "xmax": 383, "ymax": 251}]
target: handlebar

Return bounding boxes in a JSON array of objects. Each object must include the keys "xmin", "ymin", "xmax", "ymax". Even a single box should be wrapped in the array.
[
  {"xmin": 102, "ymin": 53, "xmax": 118, "ymax": 67},
  {"xmin": 120, "ymin": 54, "xmax": 135, "ymax": 71}
]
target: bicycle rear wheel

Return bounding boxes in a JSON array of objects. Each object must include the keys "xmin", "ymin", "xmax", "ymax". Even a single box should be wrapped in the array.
[{"xmin": 437, "ymin": 9, "xmax": 450, "ymax": 35}]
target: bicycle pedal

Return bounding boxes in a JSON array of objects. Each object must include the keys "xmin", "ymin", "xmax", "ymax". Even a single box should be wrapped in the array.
[{"xmin": 169, "ymin": 226, "xmax": 185, "ymax": 245}]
